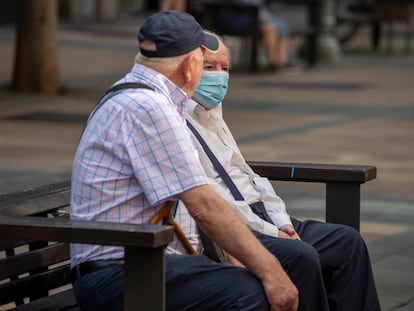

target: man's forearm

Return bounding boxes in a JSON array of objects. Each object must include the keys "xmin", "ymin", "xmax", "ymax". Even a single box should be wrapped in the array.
[
  {"xmin": 180, "ymin": 184, "xmax": 299, "ymax": 309},
  {"xmin": 180, "ymin": 185, "xmax": 281, "ymax": 278}
]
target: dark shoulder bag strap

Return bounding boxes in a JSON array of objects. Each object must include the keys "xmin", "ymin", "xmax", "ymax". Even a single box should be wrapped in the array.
[
  {"xmin": 80, "ymin": 82, "xmax": 153, "ymax": 138},
  {"xmin": 88, "ymin": 82, "xmax": 153, "ymax": 122}
]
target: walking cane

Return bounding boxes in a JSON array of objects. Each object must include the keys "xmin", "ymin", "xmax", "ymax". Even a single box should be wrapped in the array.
[{"xmin": 149, "ymin": 201, "xmax": 197, "ymax": 255}]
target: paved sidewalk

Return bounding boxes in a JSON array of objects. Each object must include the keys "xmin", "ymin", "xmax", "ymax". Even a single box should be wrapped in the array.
[{"xmin": 0, "ymin": 18, "xmax": 413, "ymax": 310}]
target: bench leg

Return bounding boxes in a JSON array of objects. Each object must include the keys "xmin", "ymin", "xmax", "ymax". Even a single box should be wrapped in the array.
[
  {"xmin": 306, "ymin": 0, "xmax": 320, "ymax": 67},
  {"xmin": 371, "ymin": 22, "xmax": 381, "ymax": 50},
  {"xmin": 326, "ymin": 182, "xmax": 360, "ymax": 231},
  {"xmin": 124, "ymin": 246, "xmax": 166, "ymax": 311}
]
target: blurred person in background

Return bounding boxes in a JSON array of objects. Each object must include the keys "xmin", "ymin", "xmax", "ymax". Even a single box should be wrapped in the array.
[{"xmin": 217, "ymin": 0, "xmax": 292, "ymax": 72}]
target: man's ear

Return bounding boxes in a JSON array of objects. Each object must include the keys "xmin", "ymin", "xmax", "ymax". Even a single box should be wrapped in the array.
[
  {"xmin": 174, "ymin": 53, "xmax": 201, "ymax": 97},
  {"xmin": 181, "ymin": 54, "xmax": 195, "ymax": 82}
]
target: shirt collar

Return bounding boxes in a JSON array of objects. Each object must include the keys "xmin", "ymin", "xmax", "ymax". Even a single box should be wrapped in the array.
[
  {"xmin": 128, "ymin": 63, "xmax": 189, "ymax": 116},
  {"xmin": 187, "ymin": 99, "xmax": 223, "ymax": 127}
]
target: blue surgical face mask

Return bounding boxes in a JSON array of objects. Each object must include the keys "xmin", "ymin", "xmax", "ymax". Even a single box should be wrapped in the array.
[{"xmin": 193, "ymin": 71, "xmax": 229, "ymax": 109}]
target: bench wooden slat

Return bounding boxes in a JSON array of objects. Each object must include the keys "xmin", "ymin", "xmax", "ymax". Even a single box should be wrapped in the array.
[
  {"xmin": 0, "ymin": 243, "xmax": 69, "ymax": 280},
  {"xmin": 0, "ymin": 190, "xmax": 70, "ymax": 216},
  {"xmin": 0, "ymin": 265, "xmax": 70, "ymax": 305},
  {"xmin": 12, "ymin": 289, "xmax": 78, "ymax": 311},
  {"xmin": 0, "ymin": 180, "xmax": 70, "ymax": 205},
  {"xmin": 0, "ymin": 239, "xmax": 33, "ymax": 251},
  {"xmin": 0, "ymin": 180, "xmax": 70, "ymax": 216}
]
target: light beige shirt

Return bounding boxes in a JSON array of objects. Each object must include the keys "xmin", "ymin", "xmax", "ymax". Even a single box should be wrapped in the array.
[{"xmin": 167, "ymin": 99, "xmax": 292, "ymax": 255}]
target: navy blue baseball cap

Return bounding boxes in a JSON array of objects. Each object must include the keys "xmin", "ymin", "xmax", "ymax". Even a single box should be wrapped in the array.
[{"xmin": 138, "ymin": 10, "xmax": 219, "ymax": 58}]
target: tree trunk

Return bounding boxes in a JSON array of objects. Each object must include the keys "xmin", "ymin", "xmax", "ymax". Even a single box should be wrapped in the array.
[{"xmin": 12, "ymin": 0, "xmax": 60, "ymax": 94}]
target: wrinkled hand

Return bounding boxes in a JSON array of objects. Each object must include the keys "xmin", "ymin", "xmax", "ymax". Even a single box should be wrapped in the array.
[
  {"xmin": 279, "ymin": 224, "xmax": 301, "ymax": 240},
  {"xmin": 226, "ymin": 251, "xmax": 298, "ymax": 310},
  {"xmin": 262, "ymin": 268, "xmax": 299, "ymax": 311}
]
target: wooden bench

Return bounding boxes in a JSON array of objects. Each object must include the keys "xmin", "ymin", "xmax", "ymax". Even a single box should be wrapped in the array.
[
  {"xmin": 0, "ymin": 161, "xmax": 376, "ymax": 310},
  {"xmin": 0, "ymin": 180, "xmax": 174, "ymax": 311}
]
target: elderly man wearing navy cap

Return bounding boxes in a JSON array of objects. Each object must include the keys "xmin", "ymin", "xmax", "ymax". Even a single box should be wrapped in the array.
[{"xmin": 70, "ymin": 10, "xmax": 298, "ymax": 311}]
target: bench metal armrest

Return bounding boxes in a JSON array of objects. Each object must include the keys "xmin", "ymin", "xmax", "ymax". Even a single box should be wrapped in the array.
[
  {"xmin": 247, "ymin": 161, "xmax": 377, "ymax": 231},
  {"xmin": 0, "ymin": 216, "xmax": 173, "ymax": 311}
]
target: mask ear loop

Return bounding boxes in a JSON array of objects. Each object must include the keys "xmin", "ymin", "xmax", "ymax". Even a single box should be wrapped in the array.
[{"xmin": 149, "ymin": 201, "xmax": 197, "ymax": 254}]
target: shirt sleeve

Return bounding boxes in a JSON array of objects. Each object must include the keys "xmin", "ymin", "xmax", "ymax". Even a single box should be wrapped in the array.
[
  {"xmin": 211, "ymin": 179, "xmax": 280, "ymax": 237},
  {"xmin": 252, "ymin": 176, "xmax": 292, "ymax": 227}
]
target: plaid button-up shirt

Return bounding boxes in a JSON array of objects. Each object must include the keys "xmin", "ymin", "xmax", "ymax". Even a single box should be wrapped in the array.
[{"xmin": 70, "ymin": 64, "xmax": 208, "ymax": 266}]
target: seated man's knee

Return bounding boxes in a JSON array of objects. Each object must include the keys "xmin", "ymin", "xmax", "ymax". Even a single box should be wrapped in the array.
[
  {"xmin": 283, "ymin": 242, "xmax": 320, "ymax": 272},
  {"xmin": 333, "ymin": 223, "xmax": 362, "ymax": 241},
  {"xmin": 338, "ymin": 224, "xmax": 367, "ymax": 253},
  {"xmin": 298, "ymin": 242, "xmax": 320, "ymax": 266},
  {"xmin": 227, "ymin": 269, "xmax": 269, "ymax": 311}
]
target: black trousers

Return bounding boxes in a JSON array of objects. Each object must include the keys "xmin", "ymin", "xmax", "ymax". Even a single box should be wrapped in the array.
[{"xmin": 255, "ymin": 218, "xmax": 381, "ymax": 311}]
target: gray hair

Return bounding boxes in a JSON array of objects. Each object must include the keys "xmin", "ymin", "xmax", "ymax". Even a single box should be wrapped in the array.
[{"xmin": 135, "ymin": 50, "xmax": 200, "ymax": 77}]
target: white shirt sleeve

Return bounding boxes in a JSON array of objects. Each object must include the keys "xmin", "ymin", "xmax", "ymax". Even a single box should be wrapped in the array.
[
  {"xmin": 211, "ymin": 179, "xmax": 280, "ymax": 237},
  {"xmin": 252, "ymin": 175, "xmax": 292, "ymax": 227}
]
